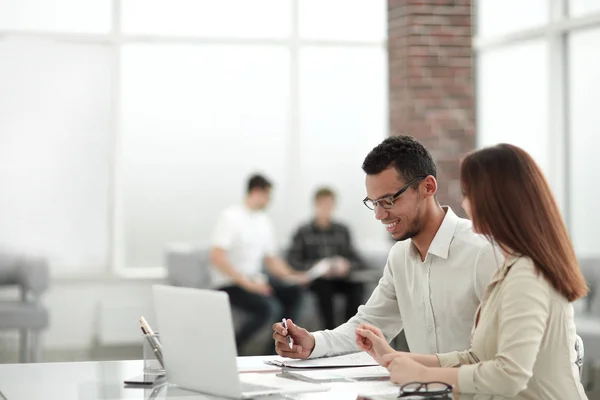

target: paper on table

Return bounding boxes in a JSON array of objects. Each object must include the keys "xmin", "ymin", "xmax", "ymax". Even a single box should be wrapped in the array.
[
  {"xmin": 237, "ymin": 356, "xmax": 282, "ymax": 373},
  {"xmin": 355, "ymin": 381, "xmax": 403, "ymax": 399},
  {"xmin": 306, "ymin": 259, "xmax": 332, "ymax": 280},
  {"xmin": 265, "ymin": 351, "xmax": 379, "ymax": 369},
  {"xmin": 238, "ymin": 372, "xmax": 330, "ymax": 394},
  {"xmin": 282, "ymin": 365, "xmax": 389, "ymax": 382}
]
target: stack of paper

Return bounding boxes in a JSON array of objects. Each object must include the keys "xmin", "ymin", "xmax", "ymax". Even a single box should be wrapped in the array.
[{"xmin": 282, "ymin": 366, "xmax": 389, "ymax": 383}]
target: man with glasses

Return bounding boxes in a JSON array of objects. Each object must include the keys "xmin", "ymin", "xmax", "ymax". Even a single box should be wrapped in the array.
[{"xmin": 272, "ymin": 136, "xmax": 501, "ymax": 359}]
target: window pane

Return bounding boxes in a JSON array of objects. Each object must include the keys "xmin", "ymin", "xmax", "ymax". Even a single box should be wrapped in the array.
[
  {"xmin": 569, "ymin": 28, "xmax": 600, "ymax": 258},
  {"xmin": 476, "ymin": 0, "xmax": 548, "ymax": 38},
  {"xmin": 0, "ymin": 38, "xmax": 111, "ymax": 272},
  {"xmin": 122, "ymin": 0, "xmax": 291, "ymax": 38},
  {"xmin": 299, "ymin": 47, "xmax": 388, "ymax": 251},
  {"xmin": 299, "ymin": 0, "xmax": 386, "ymax": 41},
  {"xmin": 477, "ymin": 40, "xmax": 550, "ymax": 182},
  {"xmin": 0, "ymin": 0, "xmax": 111, "ymax": 33},
  {"xmin": 569, "ymin": 0, "xmax": 600, "ymax": 16},
  {"xmin": 120, "ymin": 44, "xmax": 290, "ymax": 268}
]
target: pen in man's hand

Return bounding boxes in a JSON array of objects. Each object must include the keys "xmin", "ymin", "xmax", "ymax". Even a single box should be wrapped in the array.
[{"xmin": 282, "ymin": 318, "xmax": 294, "ymax": 350}]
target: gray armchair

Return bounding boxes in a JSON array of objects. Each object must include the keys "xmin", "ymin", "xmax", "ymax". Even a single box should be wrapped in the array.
[
  {"xmin": 576, "ymin": 258, "xmax": 600, "ymax": 390},
  {"xmin": 0, "ymin": 252, "xmax": 50, "ymax": 363},
  {"xmin": 580, "ymin": 258, "xmax": 600, "ymax": 316},
  {"xmin": 164, "ymin": 245, "xmax": 250, "ymax": 333},
  {"xmin": 164, "ymin": 244, "xmax": 391, "ymax": 331}
]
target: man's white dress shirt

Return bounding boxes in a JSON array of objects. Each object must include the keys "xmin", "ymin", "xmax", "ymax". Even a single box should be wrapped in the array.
[{"xmin": 310, "ymin": 207, "xmax": 501, "ymax": 357}]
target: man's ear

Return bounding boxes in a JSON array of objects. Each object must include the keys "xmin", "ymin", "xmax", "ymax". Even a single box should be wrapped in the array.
[{"xmin": 421, "ymin": 176, "xmax": 438, "ymax": 198}]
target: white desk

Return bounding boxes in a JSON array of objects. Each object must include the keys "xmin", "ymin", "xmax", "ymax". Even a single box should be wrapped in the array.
[{"xmin": 0, "ymin": 357, "xmax": 511, "ymax": 400}]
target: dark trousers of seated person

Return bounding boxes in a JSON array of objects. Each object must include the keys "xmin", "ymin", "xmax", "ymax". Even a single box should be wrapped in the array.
[
  {"xmin": 220, "ymin": 280, "xmax": 302, "ymax": 355},
  {"xmin": 310, "ymin": 278, "xmax": 364, "ymax": 330}
]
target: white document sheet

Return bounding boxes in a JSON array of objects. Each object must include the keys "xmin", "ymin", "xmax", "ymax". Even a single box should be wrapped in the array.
[
  {"xmin": 237, "ymin": 356, "xmax": 282, "ymax": 373},
  {"xmin": 306, "ymin": 259, "xmax": 332, "ymax": 280},
  {"xmin": 265, "ymin": 351, "xmax": 379, "ymax": 369}
]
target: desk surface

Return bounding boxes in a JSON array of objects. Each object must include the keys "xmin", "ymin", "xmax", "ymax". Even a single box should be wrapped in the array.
[{"xmin": 0, "ymin": 357, "xmax": 515, "ymax": 400}]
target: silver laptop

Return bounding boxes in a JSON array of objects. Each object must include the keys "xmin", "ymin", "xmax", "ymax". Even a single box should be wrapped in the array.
[{"xmin": 152, "ymin": 284, "xmax": 327, "ymax": 399}]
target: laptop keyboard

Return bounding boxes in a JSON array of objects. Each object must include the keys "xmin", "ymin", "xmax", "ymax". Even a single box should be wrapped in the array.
[{"xmin": 240, "ymin": 382, "xmax": 275, "ymax": 393}]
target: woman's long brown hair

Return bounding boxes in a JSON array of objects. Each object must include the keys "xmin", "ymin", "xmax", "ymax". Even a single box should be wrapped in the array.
[{"xmin": 461, "ymin": 144, "xmax": 587, "ymax": 302}]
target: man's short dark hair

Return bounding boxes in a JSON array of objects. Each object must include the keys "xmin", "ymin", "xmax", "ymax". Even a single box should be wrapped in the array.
[
  {"xmin": 247, "ymin": 174, "xmax": 272, "ymax": 194},
  {"xmin": 314, "ymin": 187, "xmax": 335, "ymax": 202},
  {"xmin": 362, "ymin": 135, "xmax": 437, "ymax": 183}
]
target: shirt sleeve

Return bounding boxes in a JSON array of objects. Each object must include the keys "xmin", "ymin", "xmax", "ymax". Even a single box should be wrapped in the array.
[
  {"xmin": 310, "ymin": 252, "xmax": 403, "ymax": 358},
  {"xmin": 474, "ymin": 242, "xmax": 502, "ymax": 300},
  {"xmin": 211, "ymin": 211, "xmax": 236, "ymax": 250},
  {"xmin": 457, "ymin": 261, "xmax": 551, "ymax": 397},
  {"xmin": 436, "ymin": 349, "xmax": 480, "ymax": 367},
  {"xmin": 262, "ymin": 216, "xmax": 278, "ymax": 258}
]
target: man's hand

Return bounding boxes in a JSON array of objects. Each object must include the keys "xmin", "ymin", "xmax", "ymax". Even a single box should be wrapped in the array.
[
  {"xmin": 355, "ymin": 323, "xmax": 395, "ymax": 365},
  {"xmin": 272, "ymin": 319, "xmax": 315, "ymax": 359},
  {"xmin": 286, "ymin": 272, "xmax": 311, "ymax": 286},
  {"xmin": 241, "ymin": 280, "xmax": 272, "ymax": 296},
  {"xmin": 332, "ymin": 257, "xmax": 351, "ymax": 277}
]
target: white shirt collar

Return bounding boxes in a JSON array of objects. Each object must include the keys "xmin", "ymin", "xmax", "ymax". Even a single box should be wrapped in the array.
[{"xmin": 426, "ymin": 206, "xmax": 460, "ymax": 260}]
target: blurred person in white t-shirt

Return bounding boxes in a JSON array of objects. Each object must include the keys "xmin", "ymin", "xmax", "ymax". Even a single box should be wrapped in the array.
[{"xmin": 210, "ymin": 174, "xmax": 309, "ymax": 355}]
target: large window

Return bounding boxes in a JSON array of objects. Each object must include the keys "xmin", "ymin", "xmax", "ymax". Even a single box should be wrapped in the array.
[
  {"xmin": 475, "ymin": 0, "xmax": 600, "ymax": 259},
  {"xmin": 568, "ymin": 27, "xmax": 600, "ymax": 258},
  {"xmin": 0, "ymin": 0, "xmax": 388, "ymax": 273},
  {"xmin": 0, "ymin": 38, "xmax": 112, "ymax": 273},
  {"xmin": 477, "ymin": 40, "xmax": 549, "ymax": 173}
]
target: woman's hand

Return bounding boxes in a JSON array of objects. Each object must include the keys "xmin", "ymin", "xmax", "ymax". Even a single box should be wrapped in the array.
[
  {"xmin": 381, "ymin": 352, "xmax": 428, "ymax": 385},
  {"xmin": 355, "ymin": 323, "xmax": 395, "ymax": 365}
]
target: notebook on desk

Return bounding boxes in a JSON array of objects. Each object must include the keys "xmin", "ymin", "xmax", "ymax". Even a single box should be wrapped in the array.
[{"xmin": 266, "ymin": 351, "xmax": 379, "ymax": 369}]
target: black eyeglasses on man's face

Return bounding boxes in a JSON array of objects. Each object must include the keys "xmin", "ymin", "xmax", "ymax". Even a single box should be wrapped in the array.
[
  {"xmin": 363, "ymin": 176, "xmax": 426, "ymax": 211},
  {"xmin": 398, "ymin": 381, "xmax": 452, "ymax": 398}
]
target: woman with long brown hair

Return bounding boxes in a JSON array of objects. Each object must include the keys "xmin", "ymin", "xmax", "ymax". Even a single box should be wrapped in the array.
[{"xmin": 355, "ymin": 144, "xmax": 588, "ymax": 399}]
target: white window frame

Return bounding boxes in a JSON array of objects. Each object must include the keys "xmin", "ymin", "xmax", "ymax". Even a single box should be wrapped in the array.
[{"xmin": 473, "ymin": 0, "xmax": 600, "ymax": 235}]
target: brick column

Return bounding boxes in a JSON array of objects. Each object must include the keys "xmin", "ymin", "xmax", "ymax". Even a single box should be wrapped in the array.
[{"xmin": 388, "ymin": 0, "xmax": 474, "ymax": 216}]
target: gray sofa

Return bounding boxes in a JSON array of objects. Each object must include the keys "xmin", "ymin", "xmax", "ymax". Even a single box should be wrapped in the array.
[
  {"xmin": 0, "ymin": 251, "xmax": 50, "ymax": 363},
  {"xmin": 164, "ymin": 245, "xmax": 392, "ymax": 348},
  {"xmin": 164, "ymin": 245, "xmax": 388, "ymax": 291}
]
